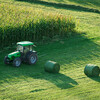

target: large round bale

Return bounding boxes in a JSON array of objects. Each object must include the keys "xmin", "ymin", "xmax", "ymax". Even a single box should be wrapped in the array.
[
  {"xmin": 44, "ymin": 61, "xmax": 60, "ymax": 73},
  {"xmin": 84, "ymin": 64, "xmax": 100, "ymax": 77}
]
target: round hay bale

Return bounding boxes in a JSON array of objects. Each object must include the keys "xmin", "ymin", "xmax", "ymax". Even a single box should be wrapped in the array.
[
  {"xmin": 84, "ymin": 64, "xmax": 100, "ymax": 77},
  {"xmin": 44, "ymin": 61, "xmax": 60, "ymax": 73}
]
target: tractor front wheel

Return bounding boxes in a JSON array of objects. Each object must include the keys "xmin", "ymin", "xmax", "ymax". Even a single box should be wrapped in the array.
[{"xmin": 13, "ymin": 58, "xmax": 21, "ymax": 67}]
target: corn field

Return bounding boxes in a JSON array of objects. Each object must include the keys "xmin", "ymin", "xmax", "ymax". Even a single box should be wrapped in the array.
[{"xmin": 0, "ymin": 4, "xmax": 76, "ymax": 49}]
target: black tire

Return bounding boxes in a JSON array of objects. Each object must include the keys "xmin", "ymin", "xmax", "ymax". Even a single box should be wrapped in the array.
[
  {"xmin": 4, "ymin": 56, "xmax": 10, "ymax": 65},
  {"xmin": 13, "ymin": 58, "xmax": 21, "ymax": 67},
  {"xmin": 26, "ymin": 53, "xmax": 37, "ymax": 65}
]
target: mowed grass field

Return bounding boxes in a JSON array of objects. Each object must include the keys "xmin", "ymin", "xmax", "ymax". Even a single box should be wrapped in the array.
[{"xmin": 0, "ymin": 0, "xmax": 100, "ymax": 100}]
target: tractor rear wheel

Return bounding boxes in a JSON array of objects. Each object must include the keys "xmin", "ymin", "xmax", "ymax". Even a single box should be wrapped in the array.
[
  {"xmin": 26, "ymin": 53, "xmax": 37, "ymax": 64},
  {"xmin": 13, "ymin": 58, "xmax": 21, "ymax": 67}
]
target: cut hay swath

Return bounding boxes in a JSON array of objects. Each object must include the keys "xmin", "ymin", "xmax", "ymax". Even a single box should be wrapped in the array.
[
  {"xmin": 84, "ymin": 64, "xmax": 100, "ymax": 77},
  {"xmin": 44, "ymin": 61, "xmax": 60, "ymax": 73}
]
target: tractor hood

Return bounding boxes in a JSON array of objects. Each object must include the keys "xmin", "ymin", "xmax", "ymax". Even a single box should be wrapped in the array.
[{"xmin": 8, "ymin": 51, "xmax": 21, "ymax": 60}]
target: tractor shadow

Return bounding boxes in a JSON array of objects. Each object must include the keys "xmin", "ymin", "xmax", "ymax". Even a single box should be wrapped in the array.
[{"xmin": 16, "ymin": 0, "xmax": 100, "ymax": 13}]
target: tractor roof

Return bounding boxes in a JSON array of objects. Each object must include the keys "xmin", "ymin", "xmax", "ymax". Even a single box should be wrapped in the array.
[{"xmin": 17, "ymin": 41, "xmax": 34, "ymax": 46}]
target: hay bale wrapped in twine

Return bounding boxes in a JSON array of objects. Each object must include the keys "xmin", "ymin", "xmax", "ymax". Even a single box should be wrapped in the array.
[
  {"xmin": 84, "ymin": 64, "xmax": 100, "ymax": 77},
  {"xmin": 44, "ymin": 61, "xmax": 60, "ymax": 73}
]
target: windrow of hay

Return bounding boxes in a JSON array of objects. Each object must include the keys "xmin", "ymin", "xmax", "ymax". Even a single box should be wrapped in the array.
[{"xmin": 0, "ymin": 4, "xmax": 76, "ymax": 49}]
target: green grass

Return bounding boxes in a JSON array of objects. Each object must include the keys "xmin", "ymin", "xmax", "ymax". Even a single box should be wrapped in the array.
[{"xmin": 0, "ymin": 0, "xmax": 100, "ymax": 100}]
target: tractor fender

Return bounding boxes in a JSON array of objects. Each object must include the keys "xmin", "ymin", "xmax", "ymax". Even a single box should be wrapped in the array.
[
  {"xmin": 26, "ymin": 51, "xmax": 37, "ymax": 56},
  {"xmin": 32, "ymin": 50, "xmax": 37, "ymax": 54},
  {"xmin": 25, "ymin": 51, "xmax": 36, "ymax": 59}
]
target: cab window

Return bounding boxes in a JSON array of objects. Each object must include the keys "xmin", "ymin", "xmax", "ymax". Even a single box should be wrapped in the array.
[
  {"xmin": 17, "ymin": 45, "xmax": 23, "ymax": 52},
  {"xmin": 24, "ymin": 46, "xmax": 30, "ymax": 54}
]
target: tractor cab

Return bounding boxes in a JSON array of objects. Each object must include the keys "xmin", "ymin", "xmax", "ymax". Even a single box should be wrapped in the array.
[{"xmin": 17, "ymin": 41, "xmax": 34, "ymax": 54}]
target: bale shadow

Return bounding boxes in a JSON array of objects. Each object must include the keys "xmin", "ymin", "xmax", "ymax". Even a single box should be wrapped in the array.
[
  {"xmin": 16, "ymin": 0, "xmax": 100, "ymax": 13},
  {"xmin": 0, "ymin": 65, "xmax": 78, "ymax": 89},
  {"xmin": 31, "ymin": 72, "xmax": 78, "ymax": 89},
  {"xmin": 89, "ymin": 76, "xmax": 100, "ymax": 82}
]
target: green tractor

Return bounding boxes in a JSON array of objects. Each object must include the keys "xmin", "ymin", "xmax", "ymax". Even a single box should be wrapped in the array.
[{"xmin": 4, "ymin": 41, "xmax": 38, "ymax": 67}]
